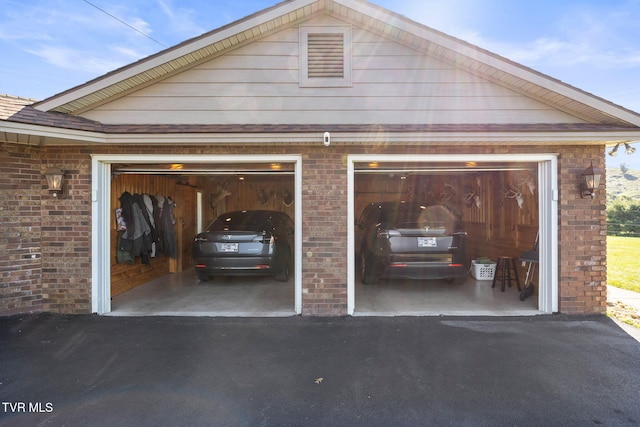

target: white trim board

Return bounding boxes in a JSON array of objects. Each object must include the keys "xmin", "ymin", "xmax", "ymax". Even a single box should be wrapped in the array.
[
  {"xmin": 91, "ymin": 154, "xmax": 303, "ymax": 315},
  {"xmin": 346, "ymin": 153, "xmax": 558, "ymax": 316}
]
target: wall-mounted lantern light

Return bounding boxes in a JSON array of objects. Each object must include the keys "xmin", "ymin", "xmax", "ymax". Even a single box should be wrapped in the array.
[
  {"xmin": 580, "ymin": 162, "xmax": 602, "ymax": 199},
  {"xmin": 45, "ymin": 168, "xmax": 66, "ymax": 198}
]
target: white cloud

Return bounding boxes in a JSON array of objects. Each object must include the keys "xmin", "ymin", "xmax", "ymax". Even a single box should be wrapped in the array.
[
  {"xmin": 26, "ymin": 45, "xmax": 127, "ymax": 75},
  {"xmin": 156, "ymin": 0, "xmax": 206, "ymax": 39}
]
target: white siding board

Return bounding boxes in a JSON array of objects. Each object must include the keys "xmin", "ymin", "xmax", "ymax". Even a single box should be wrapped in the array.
[
  {"xmin": 129, "ymin": 82, "xmax": 515, "ymax": 97},
  {"xmin": 91, "ymin": 95, "xmax": 559, "ymax": 112},
  {"xmin": 82, "ymin": 17, "xmax": 586, "ymax": 126},
  {"xmin": 194, "ymin": 54, "xmax": 298, "ymax": 70},
  {"xmin": 353, "ymin": 42, "xmax": 427, "ymax": 56},
  {"xmin": 159, "ymin": 69, "xmax": 299, "ymax": 83},
  {"xmin": 80, "ymin": 109, "xmax": 581, "ymax": 125},
  {"xmin": 227, "ymin": 41, "xmax": 298, "ymax": 56}
]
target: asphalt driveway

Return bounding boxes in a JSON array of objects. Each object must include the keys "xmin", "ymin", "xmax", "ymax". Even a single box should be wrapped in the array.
[{"xmin": 1, "ymin": 314, "xmax": 639, "ymax": 426}]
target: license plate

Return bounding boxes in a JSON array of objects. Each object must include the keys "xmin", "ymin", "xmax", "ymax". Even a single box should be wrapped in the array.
[
  {"xmin": 220, "ymin": 242, "xmax": 238, "ymax": 253},
  {"xmin": 418, "ymin": 237, "xmax": 437, "ymax": 248}
]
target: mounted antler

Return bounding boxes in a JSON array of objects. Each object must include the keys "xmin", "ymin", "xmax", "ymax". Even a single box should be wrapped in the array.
[
  {"xmin": 463, "ymin": 184, "xmax": 480, "ymax": 208},
  {"xmin": 517, "ymin": 171, "xmax": 536, "ymax": 195},
  {"xmin": 211, "ymin": 180, "xmax": 231, "ymax": 209},
  {"xmin": 281, "ymin": 188, "xmax": 293, "ymax": 207},
  {"xmin": 503, "ymin": 184, "xmax": 524, "ymax": 209},
  {"xmin": 258, "ymin": 187, "xmax": 271, "ymax": 206},
  {"xmin": 439, "ymin": 183, "xmax": 456, "ymax": 202}
]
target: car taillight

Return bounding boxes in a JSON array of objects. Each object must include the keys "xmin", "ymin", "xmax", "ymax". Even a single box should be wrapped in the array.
[
  {"xmin": 194, "ymin": 236, "xmax": 208, "ymax": 243},
  {"xmin": 252, "ymin": 234, "xmax": 274, "ymax": 244}
]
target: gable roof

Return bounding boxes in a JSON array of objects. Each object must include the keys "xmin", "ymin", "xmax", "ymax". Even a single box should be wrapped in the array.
[{"xmin": 29, "ymin": 0, "xmax": 640, "ymax": 129}]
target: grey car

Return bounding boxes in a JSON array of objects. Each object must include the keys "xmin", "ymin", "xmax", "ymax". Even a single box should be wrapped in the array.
[
  {"xmin": 193, "ymin": 210, "xmax": 294, "ymax": 282},
  {"xmin": 356, "ymin": 201, "xmax": 469, "ymax": 284}
]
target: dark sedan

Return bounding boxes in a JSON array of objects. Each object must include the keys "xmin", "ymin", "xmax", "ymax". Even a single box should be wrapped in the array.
[
  {"xmin": 193, "ymin": 210, "xmax": 294, "ymax": 282},
  {"xmin": 356, "ymin": 201, "xmax": 469, "ymax": 284}
]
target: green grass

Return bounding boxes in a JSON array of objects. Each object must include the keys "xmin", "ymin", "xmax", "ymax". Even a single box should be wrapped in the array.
[{"xmin": 607, "ymin": 236, "xmax": 640, "ymax": 293}]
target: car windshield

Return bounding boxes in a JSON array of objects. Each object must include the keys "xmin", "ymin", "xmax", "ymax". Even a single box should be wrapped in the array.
[
  {"xmin": 208, "ymin": 211, "xmax": 273, "ymax": 232},
  {"xmin": 377, "ymin": 204, "xmax": 458, "ymax": 232}
]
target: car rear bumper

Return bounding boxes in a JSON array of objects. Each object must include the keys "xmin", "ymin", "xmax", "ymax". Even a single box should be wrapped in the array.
[
  {"xmin": 381, "ymin": 261, "xmax": 469, "ymax": 280},
  {"xmin": 194, "ymin": 256, "xmax": 275, "ymax": 275}
]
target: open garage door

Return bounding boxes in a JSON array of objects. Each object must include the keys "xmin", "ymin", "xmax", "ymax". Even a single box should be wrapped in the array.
[
  {"xmin": 91, "ymin": 154, "xmax": 303, "ymax": 316},
  {"xmin": 347, "ymin": 154, "xmax": 558, "ymax": 316}
]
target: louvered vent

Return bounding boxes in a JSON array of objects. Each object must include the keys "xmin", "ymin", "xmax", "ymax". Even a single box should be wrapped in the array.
[{"xmin": 307, "ymin": 33, "xmax": 344, "ymax": 78}]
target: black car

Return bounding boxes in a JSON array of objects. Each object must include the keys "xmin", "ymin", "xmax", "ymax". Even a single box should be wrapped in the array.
[
  {"xmin": 193, "ymin": 210, "xmax": 294, "ymax": 282},
  {"xmin": 356, "ymin": 201, "xmax": 469, "ymax": 284}
]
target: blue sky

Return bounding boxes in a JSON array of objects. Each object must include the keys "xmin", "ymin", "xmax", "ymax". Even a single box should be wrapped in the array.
[{"xmin": 1, "ymin": 0, "xmax": 640, "ymax": 166}]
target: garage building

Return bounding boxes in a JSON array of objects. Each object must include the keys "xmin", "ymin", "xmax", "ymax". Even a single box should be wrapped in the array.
[{"xmin": 3, "ymin": 0, "xmax": 640, "ymax": 317}]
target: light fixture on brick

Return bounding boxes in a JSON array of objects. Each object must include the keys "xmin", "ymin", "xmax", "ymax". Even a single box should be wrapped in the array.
[
  {"xmin": 580, "ymin": 162, "xmax": 602, "ymax": 199},
  {"xmin": 44, "ymin": 167, "xmax": 66, "ymax": 198}
]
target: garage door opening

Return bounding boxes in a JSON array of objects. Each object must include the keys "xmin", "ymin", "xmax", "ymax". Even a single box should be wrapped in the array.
[
  {"xmin": 347, "ymin": 154, "xmax": 558, "ymax": 316},
  {"xmin": 91, "ymin": 154, "xmax": 303, "ymax": 316}
]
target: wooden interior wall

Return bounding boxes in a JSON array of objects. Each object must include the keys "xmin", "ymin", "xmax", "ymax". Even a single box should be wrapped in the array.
[
  {"xmin": 354, "ymin": 170, "xmax": 539, "ymax": 276},
  {"xmin": 111, "ymin": 173, "xmax": 294, "ymax": 297},
  {"xmin": 463, "ymin": 170, "xmax": 539, "ymax": 282},
  {"xmin": 111, "ymin": 169, "xmax": 537, "ymax": 296},
  {"xmin": 200, "ymin": 175, "xmax": 295, "ymax": 223},
  {"xmin": 354, "ymin": 174, "xmax": 465, "ymax": 219},
  {"xmin": 110, "ymin": 174, "xmax": 178, "ymax": 297}
]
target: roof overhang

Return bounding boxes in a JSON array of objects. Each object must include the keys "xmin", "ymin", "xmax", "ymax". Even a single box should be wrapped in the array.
[{"xmin": 3, "ymin": 120, "xmax": 640, "ymax": 147}]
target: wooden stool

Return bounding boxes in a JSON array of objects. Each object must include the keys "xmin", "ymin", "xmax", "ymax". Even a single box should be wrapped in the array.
[{"xmin": 492, "ymin": 256, "xmax": 521, "ymax": 292}]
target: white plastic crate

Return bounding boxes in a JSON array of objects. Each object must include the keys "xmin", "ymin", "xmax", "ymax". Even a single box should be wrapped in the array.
[{"xmin": 471, "ymin": 260, "xmax": 496, "ymax": 280}]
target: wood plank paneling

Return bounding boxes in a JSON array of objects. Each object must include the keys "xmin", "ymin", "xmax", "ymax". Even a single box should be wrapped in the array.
[
  {"xmin": 110, "ymin": 174, "xmax": 179, "ymax": 297},
  {"xmin": 355, "ymin": 171, "xmax": 538, "ymax": 275},
  {"xmin": 111, "ymin": 174, "xmax": 295, "ymax": 296}
]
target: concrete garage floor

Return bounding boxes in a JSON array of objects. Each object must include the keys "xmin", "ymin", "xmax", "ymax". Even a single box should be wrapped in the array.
[
  {"xmin": 111, "ymin": 269, "xmax": 539, "ymax": 316},
  {"xmin": 111, "ymin": 269, "xmax": 296, "ymax": 316},
  {"xmin": 356, "ymin": 278, "xmax": 539, "ymax": 316}
]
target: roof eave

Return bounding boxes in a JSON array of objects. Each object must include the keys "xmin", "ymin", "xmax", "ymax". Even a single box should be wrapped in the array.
[{"xmin": 4, "ymin": 119, "xmax": 640, "ymax": 146}]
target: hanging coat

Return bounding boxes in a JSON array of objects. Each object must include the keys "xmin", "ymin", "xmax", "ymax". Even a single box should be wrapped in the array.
[{"xmin": 159, "ymin": 197, "xmax": 177, "ymax": 259}]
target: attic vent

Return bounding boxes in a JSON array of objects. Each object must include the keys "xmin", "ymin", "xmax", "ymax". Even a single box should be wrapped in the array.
[
  {"xmin": 308, "ymin": 33, "xmax": 344, "ymax": 78},
  {"xmin": 300, "ymin": 26, "xmax": 352, "ymax": 88}
]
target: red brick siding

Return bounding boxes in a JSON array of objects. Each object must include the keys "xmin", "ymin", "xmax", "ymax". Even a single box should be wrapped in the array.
[
  {"xmin": 40, "ymin": 147, "xmax": 93, "ymax": 313},
  {"xmin": 301, "ymin": 149, "xmax": 349, "ymax": 315},
  {"xmin": 1, "ymin": 142, "xmax": 43, "ymax": 314},
  {"xmin": 0, "ymin": 142, "xmax": 608, "ymax": 316},
  {"xmin": 557, "ymin": 146, "xmax": 607, "ymax": 315}
]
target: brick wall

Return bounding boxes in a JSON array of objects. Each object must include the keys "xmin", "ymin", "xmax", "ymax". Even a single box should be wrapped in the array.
[
  {"xmin": 40, "ymin": 147, "xmax": 93, "ymax": 313},
  {"xmin": 301, "ymin": 148, "xmax": 349, "ymax": 315},
  {"xmin": 0, "ymin": 142, "xmax": 608, "ymax": 316},
  {"xmin": 1, "ymin": 142, "xmax": 43, "ymax": 314},
  {"xmin": 557, "ymin": 145, "xmax": 607, "ymax": 315}
]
